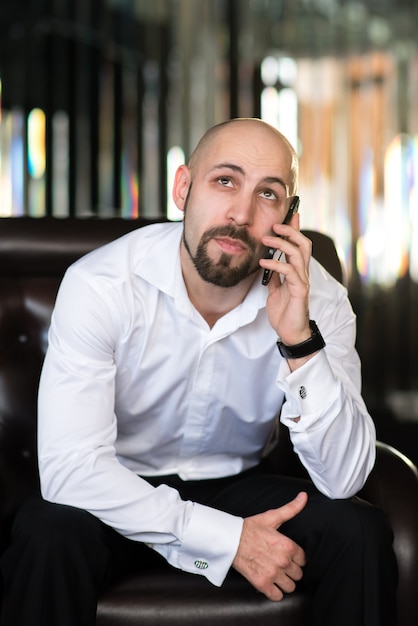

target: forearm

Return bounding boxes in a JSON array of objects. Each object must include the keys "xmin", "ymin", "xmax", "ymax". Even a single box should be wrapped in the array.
[{"xmin": 39, "ymin": 413, "xmax": 243, "ymax": 586}]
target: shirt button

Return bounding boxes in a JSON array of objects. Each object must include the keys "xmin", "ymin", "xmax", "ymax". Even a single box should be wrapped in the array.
[
  {"xmin": 299, "ymin": 385, "xmax": 307, "ymax": 399},
  {"xmin": 194, "ymin": 559, "xmax": 209, "ymax": 570}
]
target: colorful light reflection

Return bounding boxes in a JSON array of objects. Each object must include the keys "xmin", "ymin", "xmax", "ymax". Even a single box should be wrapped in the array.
[
  {"xmin": 356, "ymin": 134, "xmax": 416, "ymax": 286},
  {"xmin": 27, "ymin": 108, "xmax": 46, "ymax": 179},
  {"xmin": 27, "ymin": 108, "xmax": 46, "ymax": 216},
  {"xmin": 0, "ymin": 108, "xmax": 25, "ymax": 216},
  {"xmin": 121, "ymin": 152, "xmax": 139, "ymax": 218},
  {"xmin": 261, "ymin": 86, "xmax": 298, "ymax": 152},
  {"xmin": 409, "ymin": 135, "xmax": 418, "ymax": 282}
]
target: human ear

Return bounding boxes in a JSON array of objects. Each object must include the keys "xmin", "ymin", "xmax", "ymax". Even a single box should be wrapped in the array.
[{"xmin": 172, "ymin": 165, "xmax": 191, "ymax": 213}]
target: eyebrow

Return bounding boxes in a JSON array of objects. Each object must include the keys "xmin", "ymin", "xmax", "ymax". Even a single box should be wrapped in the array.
[{"xmin": 209, "ymin": 162, "xmax": 288, "ymax": 193}]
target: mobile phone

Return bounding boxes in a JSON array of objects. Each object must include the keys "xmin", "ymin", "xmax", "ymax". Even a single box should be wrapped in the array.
[{"xmin": 261, "ymin": 195, "xmax": 300, "ymax": 286}]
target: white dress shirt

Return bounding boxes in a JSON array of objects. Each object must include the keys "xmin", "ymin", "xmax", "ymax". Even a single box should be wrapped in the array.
[{"xmin": 38, "ymin": 222, "xmax": 376, "ymax": 587}]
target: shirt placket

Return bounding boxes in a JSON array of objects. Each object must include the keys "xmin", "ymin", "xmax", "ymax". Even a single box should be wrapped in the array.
[{"xmin": 177, "ymin": 337, "xmax": 216, "ymax": 472}]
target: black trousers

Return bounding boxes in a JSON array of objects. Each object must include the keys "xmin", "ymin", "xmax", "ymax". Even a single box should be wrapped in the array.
[{"xmin": 0, "ymin": 469, "xmax": 397, "ymax": 626}]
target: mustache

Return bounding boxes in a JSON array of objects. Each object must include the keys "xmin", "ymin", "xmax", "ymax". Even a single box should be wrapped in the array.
[{"xmin": 200, "ymin": 224, "xmax": 257, "ymax": 251}]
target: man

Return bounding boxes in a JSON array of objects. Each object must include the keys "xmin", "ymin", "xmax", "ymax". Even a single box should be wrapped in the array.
[{"xmin": 0, "ymin": 118, "xmax": 397, "ymax": 625}]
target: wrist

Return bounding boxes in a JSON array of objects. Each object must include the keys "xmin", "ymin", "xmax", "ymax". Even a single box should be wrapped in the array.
[{"xmin": 277, "ymin": 320, "xmax": 325, "ymax": 360}]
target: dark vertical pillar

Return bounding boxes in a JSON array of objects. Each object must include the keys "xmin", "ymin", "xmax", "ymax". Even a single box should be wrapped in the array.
[
  {"xmin": 252, "ymin": 63, "xmax": 262, "ymax": 118},
  {"xmin": 136, "ymin": 23, "xmax": 145, "ymax": 217},
  {"xmin": 67, "ymin": 0, "xmax": 77, "ymax": 216},
  {"xmin": 157, "ymin": 23, "xmax": 169, "ymax": 217},
  {"xmin": 23, "ymin": 0, "xmax": 40, "ymax": 215},
  {"xmin": 44, "ymin": 0, "xmax": 54, "ymax": 216},
  {"xmin": 111, "ymin": 8, "xmax": 123, "ymax": 214},
  {"xmin": 113, "ymin": 60, "xmax": 122, "ymax": 213},
  {"xmin": 227, "ymin": 0, "xmax": 239, "ymax": 119},
  {"xmin": 88, "ymin": 0, "xmax": 102, "ymax": 214}
]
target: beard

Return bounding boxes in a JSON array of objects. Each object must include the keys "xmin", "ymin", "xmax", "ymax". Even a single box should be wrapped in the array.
[{"xmin": 183, "ymin": 221, "xmax": 262, "ymax": 288}]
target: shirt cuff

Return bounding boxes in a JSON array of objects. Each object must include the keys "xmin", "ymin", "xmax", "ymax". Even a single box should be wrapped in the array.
[
  {"xmin": 277, "ymin": 350, "xmax": 339, "ymax": 430},
  {"xmin": 153, "ymin": 502, "xmax": 243, "ymax": 587}
]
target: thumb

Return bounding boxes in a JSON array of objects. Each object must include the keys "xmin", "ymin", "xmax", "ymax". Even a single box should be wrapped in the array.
[{"xmin": 266, "ymin": 491, "xmax": 308, "ymax": 529}]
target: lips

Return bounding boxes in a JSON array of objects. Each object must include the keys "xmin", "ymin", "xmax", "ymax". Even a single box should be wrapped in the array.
[{"xmin": 214, "ymin": 236, "xmax": 248, "ymax": 255}]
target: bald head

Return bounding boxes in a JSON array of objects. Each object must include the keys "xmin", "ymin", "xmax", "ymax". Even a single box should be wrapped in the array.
[{"xmin": 188, "ymin": 118, "xmax": 299, "ymax": 195}]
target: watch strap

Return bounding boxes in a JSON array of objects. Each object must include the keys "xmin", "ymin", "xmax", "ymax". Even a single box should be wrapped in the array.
[{"xmin": 277, "ymin": 320, "xmax": 325, "ymax": 359}]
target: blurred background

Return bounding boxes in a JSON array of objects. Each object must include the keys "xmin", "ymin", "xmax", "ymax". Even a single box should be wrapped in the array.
[{"xmin": 0, "ymin": 0, "xmax": 417, "ymax": 461}]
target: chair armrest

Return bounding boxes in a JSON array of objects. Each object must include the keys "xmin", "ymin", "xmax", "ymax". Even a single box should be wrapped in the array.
[{"xmin": 359, "ymin": 441, "xmax": 418, "ymax": 626}]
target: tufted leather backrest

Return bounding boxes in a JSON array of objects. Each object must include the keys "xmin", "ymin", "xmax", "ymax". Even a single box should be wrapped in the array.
[{"xmin": 0, "ymin": 218, "xmax": 155, "ymax": 419}]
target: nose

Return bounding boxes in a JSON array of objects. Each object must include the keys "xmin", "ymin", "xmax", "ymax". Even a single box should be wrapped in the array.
[{"xmin": 225, "ymin": 192, "xmax": 255, "ymax": 226}]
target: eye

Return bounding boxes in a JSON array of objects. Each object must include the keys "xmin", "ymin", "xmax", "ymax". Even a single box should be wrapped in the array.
[
  {"xmin": 217, "ymin": 176, "xmax": 233, "ymax": 187},
  {"xmin": 259, "ymin": 189, "xmax": 278, "ymax": 200}
]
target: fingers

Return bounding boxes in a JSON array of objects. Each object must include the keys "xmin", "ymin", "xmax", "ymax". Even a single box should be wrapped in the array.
[
  {"xmin": 260, "ymin": 227, "xmax": 312, "ymax": 344},
  {"xmin": 239, "ymin": 545, "xmax": 305, "ymax": 602},
  {"xmin": 244, "ymin": 532, "xmax": 305, "ymax": 601},
  {"xmin": 262, "ymin": 491, "xmax": 308, "ymax": 530},
  {"xmin": 260, "ymin": 226, "xmax": 312, "ymax": 282},
  {"xmin": 232, "ymin": 492, "xmax": 308, "ymax": 602},
  {"xmin": 261, "ymin": 559, "xmax": 304, "ymax": 601}
]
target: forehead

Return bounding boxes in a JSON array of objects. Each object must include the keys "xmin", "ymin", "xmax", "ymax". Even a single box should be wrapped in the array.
[{"xmin": 200, "ymin": 123, "xmax": 293, "ymax": 184}]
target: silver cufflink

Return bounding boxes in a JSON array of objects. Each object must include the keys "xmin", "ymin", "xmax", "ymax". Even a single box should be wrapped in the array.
[
  {"xmin": 194, "ymin": 559, "xmax": 209, "ymax": 570},
  {"xmin": 299, "ymin": 386, "xmax": 307, "ymax": 399}
]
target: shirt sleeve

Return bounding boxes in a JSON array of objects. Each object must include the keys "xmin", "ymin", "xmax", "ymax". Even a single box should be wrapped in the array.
[
  {"xmin": 276, "ymin": 266, "xmax": 376, "ymax": 499},
  {"xmin": 37, "ymin": 266, "xmax": 242, "ymax": 586},
  {"xmin": 152, "ymin": 502, "xmax": 243, "ymax": 586}
]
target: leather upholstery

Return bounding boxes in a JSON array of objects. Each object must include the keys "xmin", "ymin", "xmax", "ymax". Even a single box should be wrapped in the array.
[{"xmin": 0, "ymin": 217, "xmax": 417, "ymax": 625}]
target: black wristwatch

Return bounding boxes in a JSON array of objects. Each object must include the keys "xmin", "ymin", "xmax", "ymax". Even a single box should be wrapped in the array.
[{"xmin": 277, "ymin": 320, "xmax": 325, "ymax": 359}]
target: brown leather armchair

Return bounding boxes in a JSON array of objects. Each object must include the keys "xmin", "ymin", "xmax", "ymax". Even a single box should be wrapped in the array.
[{"xmin": 0, "ymin": 217, "xmax": 417, "ymax": 626}]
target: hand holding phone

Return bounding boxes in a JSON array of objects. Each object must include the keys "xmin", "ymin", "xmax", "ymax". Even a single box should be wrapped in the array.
[{"xmin": 261, "ymin": 196, "xmax": 300, "ymax": 286}]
